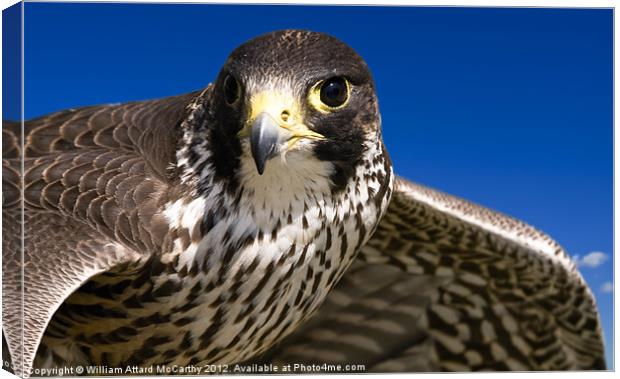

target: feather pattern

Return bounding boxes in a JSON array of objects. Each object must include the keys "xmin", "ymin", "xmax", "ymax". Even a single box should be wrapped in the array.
[
  {"xmin": 2, "ymin": 87, "xmax": 393, "ymax": 375},
  {"xmin": 257, "ymin": 177, "xmax": 606, "ymax": 371},
  {"xmin": 2, "ymin": 93, "xmax": 197, "ymax": 376}
]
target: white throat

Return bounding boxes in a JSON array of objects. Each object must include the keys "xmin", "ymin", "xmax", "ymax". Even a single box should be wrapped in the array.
[{"xmin": 156, "ymin": 133, "xmax": 391, "ymax": 366}]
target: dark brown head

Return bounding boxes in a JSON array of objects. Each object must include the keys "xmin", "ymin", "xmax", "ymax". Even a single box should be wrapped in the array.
[{"xmin": 200, "ymin": 30, "xmax": 382, "ymax": 192}]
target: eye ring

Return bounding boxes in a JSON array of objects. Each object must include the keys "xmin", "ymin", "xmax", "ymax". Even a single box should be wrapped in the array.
[
  {"xmin": 223, "ymin": 74, "xmax": 241, "ymax": 105},
  {"xmin": 309, "ymin": 77, "xmax": 350, "ymax": 112}
]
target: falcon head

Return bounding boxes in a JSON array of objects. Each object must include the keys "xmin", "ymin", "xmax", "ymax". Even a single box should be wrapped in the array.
[{"xmin": 184, "ymin": 29, "xmax": 383, "ymax": 194}]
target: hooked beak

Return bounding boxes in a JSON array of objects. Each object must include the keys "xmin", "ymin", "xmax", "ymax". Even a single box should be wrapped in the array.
[
  {"xmin": 250, "ymin": 112, "xmax": 280, "ymax": 175},
  {"xmin": 242, "ymin": 91, "xmax": 326, "ymax": 175}
]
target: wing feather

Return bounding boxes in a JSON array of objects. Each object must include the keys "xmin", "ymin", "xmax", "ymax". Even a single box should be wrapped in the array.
[
  {"xmin": 260, "ymin": 176, "xmax": 605, "ymax": 371},
  {"xmin": 2, "ymin": 90, "xmax": 203, "ymax": 376}
]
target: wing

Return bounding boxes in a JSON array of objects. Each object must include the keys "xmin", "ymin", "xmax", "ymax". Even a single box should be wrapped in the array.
[
  {"xmin": 2, "ymin": 89, "xmax": 205, "ymax": 376},
  {"xmin": 260, "ymin": 176, "xmax": 605, "ymax": 371}
]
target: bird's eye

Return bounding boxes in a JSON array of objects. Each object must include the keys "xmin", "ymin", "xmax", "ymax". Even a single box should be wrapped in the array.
[
  {"xmin": 223, "ymin": 74, "xmax": 241, "ymax": 105},
  {"xmin": 319, "ymin": 77, "xmax": 349, "ymax": 108},
  {"xmin": 309, "ymin": 77, "xmax": 351, "ymax": 113}
]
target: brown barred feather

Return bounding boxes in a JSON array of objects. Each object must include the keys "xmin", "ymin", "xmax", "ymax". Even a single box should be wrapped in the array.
[
  {"xmin": 258, "ymin": 177, "xmax": 606, "ymax": 371},
  {"xmin": 2, "ymin": 92, "xmax": 200, "ymax": 376}
]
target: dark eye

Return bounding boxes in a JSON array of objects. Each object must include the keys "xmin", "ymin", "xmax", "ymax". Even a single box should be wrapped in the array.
[
  {"xmin": 319, "ymin": 77, "xmax": 349, "ymax": 108},
  {"xmin": 223, "ymin": 74, "xmax": 241, "ymax": 105}
]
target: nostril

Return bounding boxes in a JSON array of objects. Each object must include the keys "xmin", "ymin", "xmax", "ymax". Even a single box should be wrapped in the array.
[{"xmin": 280, "ymin": 110, "xmax": 290, "ymax": 122}]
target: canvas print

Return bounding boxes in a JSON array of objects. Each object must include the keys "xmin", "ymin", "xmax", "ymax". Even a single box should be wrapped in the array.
[{"xmin": 1, "ymin": 2, "xmax": 613, "ymax": 376}]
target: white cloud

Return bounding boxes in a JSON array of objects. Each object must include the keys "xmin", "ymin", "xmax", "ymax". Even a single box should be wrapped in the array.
[
  {"xmin": 573, "ymin": 251, "xmax": 609, "ymax": 268},
  {"xmin": 600, "ymin": 282, "xmax": 614, "ymax": 294}
]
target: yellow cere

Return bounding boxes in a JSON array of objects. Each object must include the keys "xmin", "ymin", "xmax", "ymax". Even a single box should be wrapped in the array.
[{"xmin": 239, "ymin": 90, "xmax": 326, "ymax": 147}]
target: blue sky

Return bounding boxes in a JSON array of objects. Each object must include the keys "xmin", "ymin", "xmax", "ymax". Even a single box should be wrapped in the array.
[{"xmin": 8, "ymin": 3, "xmax": 614, "ymax": 368}]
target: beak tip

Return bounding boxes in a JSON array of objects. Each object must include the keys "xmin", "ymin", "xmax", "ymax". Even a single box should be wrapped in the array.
[{"xmin": 255, "ymin": 161, "xmax": 266, "ymax": 175}]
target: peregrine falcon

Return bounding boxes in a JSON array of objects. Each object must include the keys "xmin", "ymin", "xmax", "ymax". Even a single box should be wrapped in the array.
[{"xmin": 2, "ymin": 30, "xmax": 605, "ymax": 376}]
